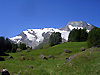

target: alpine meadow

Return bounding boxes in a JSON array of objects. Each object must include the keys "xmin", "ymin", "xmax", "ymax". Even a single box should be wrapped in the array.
[
  {"xmin": 0, "ymin": 21, "xmax": 100, "ymax": 75},
  {"xmin": 0, "ymin": 0, "xmax": 100, "ymax": 75}
]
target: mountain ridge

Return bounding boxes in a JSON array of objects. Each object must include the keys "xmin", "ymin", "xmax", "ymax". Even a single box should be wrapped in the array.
[{"xmin": 9, "ymin": 21, "xmax": 95, "ymax": 49}]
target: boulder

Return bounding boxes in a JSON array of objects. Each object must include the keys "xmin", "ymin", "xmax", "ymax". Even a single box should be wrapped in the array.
[
  {"xmin": 2, "ymin": 69, "xmax": 10, "ymax": 75},
  {"xmin": 64, "ymin": 49, "xmax": 72, "ymax": 53},
  {"xmin": 21, "ymin": 56, "xmax": 25, "ymax": 60},
  {"xmin": 8, "ymin": 56, "xmax": 13, "ymax": 59},
  {"xmin": 39, "ymin": 54, "xmax": 44, "ymax": 59},
  {"xmin": 80, "ymin": 47, "xmax": 85, "ymax": 51},
  {"xmin": 43, "ymin": 57, "xmax": 48, "ymax": 60},
  {"xmin": 26, "ymin": 65, "xmax": 33, "ymax": 69},
  {"xmin": 39, "ymin": 54, "xmax": 48, "ymax": 60},
  {"xmin": 66, "ymin": 57, "xmax": 69, "ymax": 59},
  {"xmin": 16, "ymin": 50, "xmax": 21, "ymax": 53},
  {"xmin": 49, "ymin": 55, "xmax": 54, "ymax": 59}
]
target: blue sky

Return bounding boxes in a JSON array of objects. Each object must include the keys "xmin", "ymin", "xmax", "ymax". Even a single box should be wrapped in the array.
[{"xmin": 0, "ymin": 0, "xmax": 100, "ymax": 38}]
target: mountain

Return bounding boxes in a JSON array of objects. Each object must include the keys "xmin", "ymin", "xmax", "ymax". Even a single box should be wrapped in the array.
[
  {"xmin": 60, "ymin": 21, "xmax": 94, "ymax": 31},
  {"xmin": 9, "ymin": 21, "xmax": 95, "ymax": 49}
]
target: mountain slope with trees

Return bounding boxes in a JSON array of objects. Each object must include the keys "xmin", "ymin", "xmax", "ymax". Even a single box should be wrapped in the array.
[
  {"xmin": 87, "ymin": 27, "xmax": 100, "ymax": 47},
  {"xmin": 68, "ymin": 29, "xmax": 88, "ymax": 42}
]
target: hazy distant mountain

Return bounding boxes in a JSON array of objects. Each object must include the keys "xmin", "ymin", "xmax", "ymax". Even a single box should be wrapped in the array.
[{"xmin": 9, "ymin": 21, "xmax": 95, "ymax": 49}]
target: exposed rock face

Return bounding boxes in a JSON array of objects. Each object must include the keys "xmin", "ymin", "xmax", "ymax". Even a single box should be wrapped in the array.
[
  {"xmin": 9, "ymin": 21, "xmax": 95, "ymax": 49},
  {"xmin": 60, "ymin": 21, "xmax": 95, "ymax": 31}
]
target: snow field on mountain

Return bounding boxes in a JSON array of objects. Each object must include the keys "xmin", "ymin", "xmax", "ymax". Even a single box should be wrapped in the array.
[
  {"xmin": 10, "ymin": 36, "xmax": 22, "ymax": 43},
  {"xmin": 23, "ymin": 28, "xmax": 70, "ymax": 43},
  {"xmin": 68, "ymin": 25, "xmax": 83, "ymax": 30}
]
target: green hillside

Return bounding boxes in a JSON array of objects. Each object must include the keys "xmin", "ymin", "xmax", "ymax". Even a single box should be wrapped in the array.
[{"xmin": 0, "ymin": 42, "xmax": 100, "ymax": 75}]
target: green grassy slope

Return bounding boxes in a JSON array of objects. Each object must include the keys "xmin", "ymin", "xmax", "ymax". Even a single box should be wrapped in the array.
[{"xmin": 1, "ymin": 42, "xmax": 100, "ymax": 75}]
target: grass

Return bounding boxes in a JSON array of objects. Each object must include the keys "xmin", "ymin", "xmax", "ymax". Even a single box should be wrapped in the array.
[{"xmin": 1, "ymin": 42, "xmax": 100, "ymax": 75}]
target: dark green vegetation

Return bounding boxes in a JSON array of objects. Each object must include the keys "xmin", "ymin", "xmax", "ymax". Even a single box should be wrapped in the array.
[
  {"xmin": 19, "ymin": 43, "xmax": 27, "ymax": 50},
  {"xmin": 0, "ymin": 27, "xmax": 100, "ymax": 75},
  {"xmin": 49, "ymin": 32, "xmax": 62, "ymax": 46},
  {"xmin": 0, "ymin": 37, "xmax": 28, "ymax": 55},
  {"xmin": 0, "ymin": 37, "xmax": 13, "ymax": 55},
  {"xmin": 87, "ymin": 27, "xmax": 100, "ymax": 48},
  {"xmin": 68, "ymin": 29, "xmax": 88, "ymax": 42},
  {"xmin": 1, "ymin": 42, "xmax": 100, "ymax": 75}
]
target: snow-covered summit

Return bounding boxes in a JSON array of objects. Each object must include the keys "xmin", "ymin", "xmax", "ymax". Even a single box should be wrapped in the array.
[
  {"xmin": 9, "ymin": 21, "xmax": 94, "ymax": 49},
  {"xmin": 9, "ymin": 28, "xmax": 70, "ymax": 49}
]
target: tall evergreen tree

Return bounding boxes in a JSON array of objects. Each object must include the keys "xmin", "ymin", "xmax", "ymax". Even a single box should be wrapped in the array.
[
  {"xmin": 4, "ymin": 38, "xmax": 12, "ymax": 52},
  {"xmin": 68, "ymin": 28, "xmax": 88, "ymax": 42},
  {"xmin": 19, "ymin": 43, "xmax": 26, "ymax": 50},
  {"xmin": 49, "ymin": 32, "xmax": 62, "ymax": 46},
  {"xmin": 11, "ymin": 43, "xmax": 18, "ymax": 53},
  {"xmin": 0, "ymin": 37, "xmax": 5, "ymax": 51},
  {"xmin": 87, "ymin": 27, "xmax": 100, "ymax": 47}
]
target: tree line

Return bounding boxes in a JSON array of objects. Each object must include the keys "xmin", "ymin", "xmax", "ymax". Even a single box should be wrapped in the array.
[
  {"xmin": 0, "ymin": 37, "xmax": 27, "ymax": 56},
  {"xmin": 49, "ymin": 27, "xmax": 100, "ymax": 48},
  {"xmin": 68, "ymin": 27, "xmax": 100, "ymax": 48},
  {"xmin": 0, "ymin": 27, "xmax": 100, "ymax": 55},
  {"xmin": 68, "ymin": 28, "xmax": 88, "ymax": 42}
]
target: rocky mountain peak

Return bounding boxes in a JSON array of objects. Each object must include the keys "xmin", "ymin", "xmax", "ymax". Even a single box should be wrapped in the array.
[
  {"xmin": 9, "ymin": 21, "xmax": 95, "ymax": 49},
  {"xmin": 60, "ymin": 21, "xmax": 94, "ymax": 31}
]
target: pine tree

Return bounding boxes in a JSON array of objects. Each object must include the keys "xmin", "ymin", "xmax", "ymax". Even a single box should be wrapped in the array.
[
  {"xmin": 87, "ymin": 27, "xmax": 100, "ymax": 47},
  {"xmin": 49, "ymin": 32, "xmax": 62, "ymax": 46},
  {"xmin": 68, "ymin": 29, "xmax": 88, "ymax": 42},
  {"xmin": 19, "ymin": 43, "xmax": 26, "ymax": 50},
  {"xmin": 11, "ymin": 43, "xmax": 18, "ymax": 53}
]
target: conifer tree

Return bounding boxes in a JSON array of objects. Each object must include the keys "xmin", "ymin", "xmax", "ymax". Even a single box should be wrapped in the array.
[
  {"xmin": 49, "ymin": 32, "xmax": 62, "ymax": 46},
  {"xmin": 87, "ymin": 27, "xmax": 100, "ymax": 47},
  {"xmin": 68, "ymin": 28, "xmax": 88, "ymax": 42}
]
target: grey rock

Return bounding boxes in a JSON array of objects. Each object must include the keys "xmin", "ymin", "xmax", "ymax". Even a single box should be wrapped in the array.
[
  {"xmin": 26, "ymin": 65, "xmax": 33, "ymax": 69},
  {"xmin": 64, "ymin": 49, "xmax": 72, "ymax": 53},
  {"xmin": 80, "ymin": 47, "xmax": 85, "ymax": 51},
  {"xmin": 39, "ymin": 54, "xmax": 48, "ymax": 60},
  {"xmin": 49, "ymin": 55, "xmax": 54, "ymax": 59},
  {"xmin": 21, "ymin": 56, "xmax": 25, "ymax": 60},
  {"xmin": 2, "ymin": 69, "xmax": 10, "ymax": 75},
  {"xmin": 8, "ymin": 56, "xmax": 13, "ymax": 59}
]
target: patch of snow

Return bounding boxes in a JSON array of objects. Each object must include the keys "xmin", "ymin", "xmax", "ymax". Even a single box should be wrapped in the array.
[
  {"xmin": 9, "ymin": 36, "xmax": 22, "ymax": 43},
  {"xmin": 23, "ymin": 30, "xmax": 36, "ymax": 41},
  {"xmin": 10, "ymin": 36, "xmax": 22, "ymax": 40},
  {"xmin": 68, "ymin": 25, "xmax": 83, "ymax": 30},
  {"xmin": 87, "ymin": 23, "xmax": 91, "ymax": 25},
  {"xmin": 22, "ymin": 28, "xmax": 70, "ymax": 42},
  {"xmin": 87, "ymin": 30, "xmax": 90, "ymax": 33}
]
